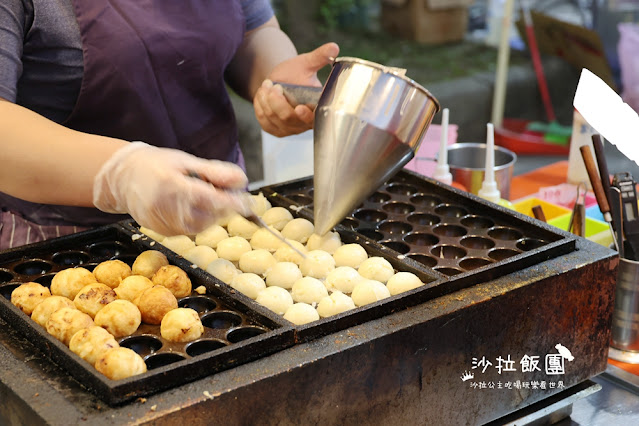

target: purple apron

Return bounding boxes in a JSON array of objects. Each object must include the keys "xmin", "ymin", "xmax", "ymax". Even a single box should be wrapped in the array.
[{"xmin": 0, "ymin": 0, "xmax": 246, "ymax": 249}]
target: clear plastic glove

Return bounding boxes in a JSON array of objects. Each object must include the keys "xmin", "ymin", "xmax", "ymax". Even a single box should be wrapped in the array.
[
  {"xmin": 254, "ymin": 42, "xmax": 339, "ymax": 137},
  {"xmin": 93, "ymin": 142, "xmax": 252, "ymax": 236}
]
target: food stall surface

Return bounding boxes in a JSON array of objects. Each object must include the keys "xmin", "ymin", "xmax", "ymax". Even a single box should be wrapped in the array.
[{"xmin": 0, "ymin": 233, "xmax": 617, "ymax": 425}]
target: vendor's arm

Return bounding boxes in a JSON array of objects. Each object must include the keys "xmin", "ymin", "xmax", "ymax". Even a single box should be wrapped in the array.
[
  {"xmin": 226, "ymin": 16, "xmax": 339, "ymax": 137},
  {"xmin": 0, "ymin": 98, "xmax": 127, "ymax": 206}
]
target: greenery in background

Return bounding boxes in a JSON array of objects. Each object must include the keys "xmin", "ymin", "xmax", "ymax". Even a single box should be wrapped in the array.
[{"xmin": 273, "ymin": 0, "xmax": 528, "ymax": 86}]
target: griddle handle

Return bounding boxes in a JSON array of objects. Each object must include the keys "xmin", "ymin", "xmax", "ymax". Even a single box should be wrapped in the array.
[
  {"xmin": 532, "ymin": 205, "xmax": 547, "ymax": 222},
  {"xmin": 580, "ymin": 145, "xmax": 611, "ymax": 215}
]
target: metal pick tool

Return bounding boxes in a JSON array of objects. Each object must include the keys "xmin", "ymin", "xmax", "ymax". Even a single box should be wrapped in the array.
[{"xmin": 186, "ymin": 171, "xmax": 306, "ymax": 259}]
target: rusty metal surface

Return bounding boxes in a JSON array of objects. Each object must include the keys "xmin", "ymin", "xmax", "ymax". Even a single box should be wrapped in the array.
[{"xmin": 0, "ymin": 237, "xmax": 617, "ymax": 425}]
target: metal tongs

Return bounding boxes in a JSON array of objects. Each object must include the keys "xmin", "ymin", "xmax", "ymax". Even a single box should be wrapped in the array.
[
  {"xmin": 187, "ymin": 171, "xmax": 306, "ymax": 259},
  {"xmin": 567, "ymin": 182, "xmax": 587, "ymax": 237}
]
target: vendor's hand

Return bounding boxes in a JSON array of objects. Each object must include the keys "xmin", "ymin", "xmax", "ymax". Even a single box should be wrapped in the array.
[
  {"xmin": 93, "ymin": 142, "xmax": 251, "ymax": 236},
  {"xmin": 254, "ymin": 42, "xmax": 339, "ymax": 137}
]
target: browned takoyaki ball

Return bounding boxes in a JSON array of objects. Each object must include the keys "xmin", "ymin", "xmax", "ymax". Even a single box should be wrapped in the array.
[
  {"xmin": 73, "ymin": 283, "xmax": 117, "ymax": 318},
  {"xmin": 151, "ymin": 265, "xmax": 192, "ymax": 298},
  {"xmin": 133, "ymin": 285, "xmax": 178, "ymax": 325},
  {"xmin": 94, "ymin": 299, "xmax": 142, "ymax": 338},
  {"xmin": 95, "ymin": 347, "xmax": 147, "ymax": 380},
  {"xmin": 11, "ymin": 282, "xmax": 51, "ymax": 315},
  {"xmin": 132, "ymin": 250, "xmax": 169, "ymax": 279},
  {"xmin": 46, "ymin": 307, "xmax": 94, "ymax": 346},
  {"xmin": 114, "ymin": 275, "xmax": 154, "ymax": 302},
  {"xmin": 50, "ymin": 267, "xmax": 97, "ymax": 300},
  {"xmin": 69, "ymin": 326, "xmax": 120, "ymax": 366},
  {"xmin": 160, "ymin": 308, "xmax": 204, "ymax": 343},
  {"xmin": 92, "ymin": 259, "xmax": 132, "ymax": 289},
  {"xmin": 31, "ymin": 295, "xmax": 75, "ymax": 328}
]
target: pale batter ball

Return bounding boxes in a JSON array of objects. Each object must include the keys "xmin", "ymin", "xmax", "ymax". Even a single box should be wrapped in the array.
[
  {"xmin": 261, "ymin": 207, "xmax": 294, "ymax": 231},
  {"xmin": 73, "ymin": 283, "xmax": 117, "ymax": 318},
  {"xmin": 152, "ymin": 265, "xmax": 192, "ymax": 298},
  {"xmin": 250, "ymin": 192, "xmax": 272, "ymax": 216},
  {"xmin": 132, "ymin": 250, "xmax": 169, "ymax": 279},
  {"xmin": 306, "ymin": 232, "xmax": 342, "ymax": 254},
  {"xmin": 139, "ymin": 226, "xmax": 166, "ymax": 242},
  {"xmin": 250, "ymin": 227, "xmax": 285, "ymax": 252},
  {"xmin": 324, "ymin": 266, "xmax": 365, "ymax": 293},
  {"xmin": 134, "ymin": 285, "xmax": 178, "ymax": 325},
  {"xmin": 114, "ymin": 275, "xmax": 154, "ymax": 302},
  {"xmin": 94, "ymin": 299, "xmax": 142, "ymax": 337},
  {"xmin": 300, "ymin": 250, "xmax": 335, "ymax": 279},
  {"xmin": 351, "ymin": 279, "xmax": 391, "ymax": 307},
  {"xmin": 283, "ymin": 303, "xmax": 319, "ymax": 325},
  {"xmin": 291, "ymin": 276, "xmax": 328, "ymax": 305},
  {"xmin": 95, "ymin": 347, "xmax": 147, "ymax": 380},
  {"xmin": 230, "ymin": 273, "xmax": 266, "ymax": 300},
  {"xmin": 69, "ymin": 326, "xmax": 119, "ymax": 366},
  {"xmin": 11, "ymin": 282, "xmax": 51, "ymax": 315},
  {"xmin": 317, "ymin": 291, "xmax": 356, "ymax": 318},
  {"xmin": 238, "ymin": 249, "xmax": 277, "ymax": 276},
  {"xmin": 358, "ymin": 257, "xmax": 395, "ymax": 283},
  {"xmin": 265, "ymin": 262, "xmax": 303, "ymax": 289},
  {"xmin": 93, "ymin": 259, "xmax": 132, "ymax": 289},
  {"xmin": 273, "ymin": 240, "xmax": 308, "ymax": 265},
  {"xmin": 205, "ymin": 258, "xmax": 239, "ymax": 283},
  {"xmin": 333, "ymin": 243, "xmax": 369, "ymax": 269},
  {"xmin": 160, "ymin": 308, "xmax": 204, "ymax": 342},
  {"xmin": 281, "ymin": 218, "xmax": 314, "ymax": 244},
  {"xmin": 31, "ymin": 295, "xmax": 75, "ymax": 328},
  {"xmin": 46, "ymin": 307, "xmax": 94, "ymax": 346},
  {"xmin": 183, "ymin": 245, "xmax": 218, "ymax": 269},
  {"xmin": 50, "ymin": 267, "xmax": 97, "ymax": 300},
  {"xmin": 216, "ymin": 236, "xmax": 252, "ymax": 262},
  {"xmin": 386, "ymin": 272, "xmax": 424, "ymax": 296},
  {"xmin": 255, "ymin": 286, "xmax": 294, "ymax": 315},
  {"xmin": 161, "ymin": 235, "xmax": 195, "ymax": 255},
  {"xmin": 195, "ymin": 224, "xmax": 228, "ymax": 249},
  {"xmin": 227, "ymin": 215, "xmax": 260, "ymax": 239}
]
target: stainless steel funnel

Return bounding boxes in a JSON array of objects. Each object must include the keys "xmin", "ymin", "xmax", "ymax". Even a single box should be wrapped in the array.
[{"xmin": 311, "ymin": 57, "xmax": 440, "ymax": 235}]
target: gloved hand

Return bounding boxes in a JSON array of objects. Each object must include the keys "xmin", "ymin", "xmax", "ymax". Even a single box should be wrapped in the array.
[
  {"xmin": 93, "ymin": 142, "xmax": 251, "ymax": 236},
  {"xmin": 254, "ymin": 42, "xmax": 339, "ymax": 137}
]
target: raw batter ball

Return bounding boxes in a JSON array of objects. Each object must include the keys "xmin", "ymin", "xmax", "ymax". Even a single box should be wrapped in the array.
[
  {"xmin": 227, "ymin": 215, "xmax": 260, "ymax": 239},
  {"xmin": 283, "ymin": 303, "xmax": 319, "ymax": 325},
  {"xmin": 94, "ymin": 299, "xmax": 142, "ymax": 337},
  {"xmin": 255, "ymin": 286, "xmax": 294, "ymax": 315},
  {"xmin": 139, "ymin": 226, "xmax": 166, "ymax": 242},
  {"xmin": 160, "ymin": 308, "xmax": 204, "ymax": 342},
  {"xmin": 306, "ymin": 232, "xmax": 342, "ymax": 254},
  {"xmin": 351, "ymin": 279, "xmax": 391, "ymax": 307},
  {"xmin": 300, "ymin": 250, "xmax": 335, "ymax": 279},
  {"xmin": 195, "ymin": 224, "xmax": 229, "ymax": 249},
  {"xmin": 205, "ymin": 258, "xmax": 239, "ymax": 283},
  {"xmin": 250, "ymin": 227, "xmax": 285, "ymax": 252},
  {"xmin": 238, "ymin": 249, "xmax": 277, "ymax": 276},
  {"xmin": 230, "ymin": 273, "xmax": 266, "ymax": 300},
  {"xmin": 273, "ymin": 240, "xmax": 308, "ymax": 265},
  {"xmin": 46, "ymin": 307, "xmax": 94, "ymax": 346},
  {"xmin": 183, "ymin": 245, "xmax": 218, "ymax": 269},
  {"xmin": 73, "ymin": 283, "xmax": 117, "ymax": 318},
  {"xmin": 114, "ymin": 275, "xmax": 154, "ymax": 302},
  {"xmin": 324, "ymin": 266, "xmax": 365, "ymax": 293},
  {"xmin": 132, "ymin": 250, "xmax": 169, "ymax": 279},
  {"xmin": 358, "ymin": 257, "xmax": 395, "ymax": 283},
  {"xmin": 216, "ymin": 236, "xmax": 252, "ymax": 262},
  {"xmin": 152, "ymin": 265, "xmax": 192, "ymax": 298},
  {"xmin": 69, "ymin": 326, "xmax": 119, "ymax": 366},
  {"xmin": 161, "ymin": 235, "xmax": 196, "ymax": 255},
  {"xmin": 386, "ymin": 272, "xmax": 424, "ymax": 296},
  {"xmin": 134, "ymin": 285, "xmax": 178, "ymax": 325},
  {"xmin": 265, "ymin": 262, "xmax": 303, "ymax": 289},
  {"xmin": 250, "ymin": 192, "xmax": 272, "ymax": 216},
  {"xmin": 50, "ymin": 267, "xmax": 97, "ymax": 300},
  {"xmin": 261, "ymin": 207, "xmax": 293, "ymax": 231},
  {"xmin": 95, "ymin": 347, "xmax": 147, "ymax": 380},
  {"xmin": 281, "ymin": 218, "xmax": 314, "ymax": 244},
  {"xmin": 317, "ymin": 291, "xmax": 356, "ymax": 318},
  {"xmin": 93, "ymin": 259, "xmax": 132, "ymax": 289},
  {"xmin": 291, "ymin": 277, "xmax": 328, "ymax": 305},
  {"xmin": 11, "ymin": 282, "xmax": 51, "ymax": 315},
  {"xmin": 333, "ymin": 243, "xmax": 368, "ymax": 269},
  {"xmin": 31, "ymin": 295, "xmax": 75, "ymax": 328}
]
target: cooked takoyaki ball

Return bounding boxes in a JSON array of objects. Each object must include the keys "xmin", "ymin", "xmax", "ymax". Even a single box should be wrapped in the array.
[
  {"xmin": 31, "ymin": 295, "xmax": 75, "ymax": 328},
  {"xmin": 11, "ymin": 282, "xmax": 51, "ymax": 315},
  {"xmin": 73, "ymin": 283, "xmax": 117, "ymax": 318},
  {"xmin": 160, "ymin": 308, "xmax": 204, "ymax": 342},
  {"xmin": 95, "ymin": 347, "xmax": 147, "ymax": 380},
  {"xmin": 133, "ymin": 285, "xmax": 178, "ymax": 325},
  {"xmin": 94, "ymin": 299, "xmax": 142, "ymax": 338},
  {"xmin": 46, "ymin": 307, "xmax": 94, "ymax": 346},
  {"xmin": 131, "ymin": 250, "xmax": 169, "ymax": 279},
  {"xmin": 151, "ymin": 265, "xmax": 192, "ymax": 298},
  {"xmin": 69, "ymin": 326, "xmax": 119, "ymax": 365},
  {"xmin": 50, "ymin": 267, "xmax": 97, "ymax": 300},
  {"xmin": 92, "ymin": 259, "xmax": 132, "ymax": 289}
]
